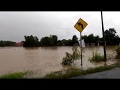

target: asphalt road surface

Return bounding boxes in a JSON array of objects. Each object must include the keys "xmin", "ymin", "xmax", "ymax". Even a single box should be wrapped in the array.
[{"xmin": 71, "ymin": 68, "xmax": 120, "ymax": 79}]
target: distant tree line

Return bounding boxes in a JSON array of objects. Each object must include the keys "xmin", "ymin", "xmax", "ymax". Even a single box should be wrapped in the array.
[
  {"xmin": 0, "ymin": 41, "xmax": 16, "ymax": 47},
  {"xmin": 0, "ymin": 28, "xmax": 120, "ymax": 47},
  {"xmin": 23, "ymin": 34, "xmax": 79, "ymax": 47},
  {"xmin": 82, "ymin": 28, "xmax": 120, "ymax": 46},
  {"xmin": 23, "ymin": 28, "xmax": 120, "ymax": 47}
]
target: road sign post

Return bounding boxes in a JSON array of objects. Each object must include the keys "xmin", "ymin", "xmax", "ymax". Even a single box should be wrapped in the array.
[
  {"xmin": 74, "ymin": 18, "xmax": 88, "ymax": 68},
  {"xmin": 80, "ymin": 32, "xmax": 82, "ymax": 66}
]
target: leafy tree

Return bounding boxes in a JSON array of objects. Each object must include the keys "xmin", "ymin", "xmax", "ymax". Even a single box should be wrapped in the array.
[
  {"xmin": 88, "ymin": 34, "xmax": 94, "ymax": 43},
  {"xmin": 23, "ymin": 35, "xmax": 39, "ymax": 47},
  {"xmin": 40, "ymin": 35, "xmax": 58, "ymax": 46},
  {"xmin": 94, "ymin": 35, "xmax": 100, "ymax": 44},
  {"xmin": 50, "ymin": 35, "xmax": 58, "ymax": 46},
  {"xmin": 66, "ymin": 39, "xmax": 72, "ymax": 46},
  {"xmin": 72, "ymin": 35, "xmax": 78, "ymax": 45},
  {"xmin": 105, "ymin": 28, "xmax": 117, "ymax": 45},
  {"xmin": 40, "ymin": 37, "xmax": 51, "ymax": 46},
  {"xmin": 57, "ymin": 40, "xmax": 62, "ymax": 46},
  {"xmin": 61, "ymin": 39, "xmax": 67, "ymax": 46},
  {"xmin": 82, "ymin": 35, "xmax": 88, "ymax": 43}
]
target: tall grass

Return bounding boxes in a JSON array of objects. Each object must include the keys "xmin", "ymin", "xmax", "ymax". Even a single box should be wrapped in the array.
[
  {"xmin": 0, "ymin": 71, "xmax": 31, "ymax": 79},
  {"xmin": 89, "ymin": 51, "xmax": 105, "ymax": 62}
]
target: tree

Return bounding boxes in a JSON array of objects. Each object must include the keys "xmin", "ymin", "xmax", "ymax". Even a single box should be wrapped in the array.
[
  {"xmin": 40, "ymin": 35, "xmax": 58, "ymax": 46},
  {"xmin": 87, "ymin": 34, "xmax": 94, "ymax": 44},
  {"xmin": 94, "ymin": 35, "xmax": 100, "ymax": 44},
  {"xmin": 104, "ymin": 28, "xmax": 117, "ymax": 45},
  {"xmin": 113, "ymin": 35, "xmax": 120, "ymax": 45},
  {"xmin": 57, "ymin": 40, "xmax": 62, "ymax": 46},
  {"xmin": 34, "ymin": 36, "xmax": 39, "ymax": 46},
  {"xmin": 61, "ymin": 39, "xmax": 67, "ymax": 46},
  {"xmin": 66, "ymin": 39, "xmax": 72, "ymax": 46},
  {"xmin": 82, "ymin": 35, "xmax": 88, "ymax": 43},
  {"xmin": 23, "ymin": 35, "xmax": 39, "ymax": 47},
  {"xmin": 82, "ymin": 34, "xmax": 100, "ymax": 45},
  {"xmin": 40, "ymin": 37, "xmax": 51, "ymax": 46},
  {"xmin": 51, "ymin": 35, "xmax": 58, "ymax": 46},
  {"xmin": 72, "ymin": 35, "xmax": 78, "ymax": 45}
]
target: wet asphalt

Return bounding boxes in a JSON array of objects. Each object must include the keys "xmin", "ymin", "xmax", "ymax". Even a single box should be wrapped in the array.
[{"xmin": 71, "ymin": 67, "xmax": 120, "ymax": 79}]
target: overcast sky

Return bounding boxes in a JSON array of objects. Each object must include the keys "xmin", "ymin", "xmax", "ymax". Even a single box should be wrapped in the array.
[{"xmin": 0, "ymin": 11, "xmax": 120, "ymax": 42}]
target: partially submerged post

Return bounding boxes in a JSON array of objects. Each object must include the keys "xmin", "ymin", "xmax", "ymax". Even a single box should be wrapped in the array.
[
  {"xmin": 80, "ymin": 32, "xmax": 82, "ymax": 66},
  {"xmin": 74, "ymin": 18, "xmax": 88, "ymax": 68},
  {"xmin": 97, "ymin": 43, "xmax": 99, "ymax": 46},
  {"xmin": 101, "ymin": 11, "xmax": 107, "ymax": 61}
]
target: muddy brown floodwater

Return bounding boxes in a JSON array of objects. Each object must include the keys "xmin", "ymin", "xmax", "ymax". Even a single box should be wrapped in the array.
[{"xmin": 0, "ymin": 46, "xmax": 117, "ymax": 77}]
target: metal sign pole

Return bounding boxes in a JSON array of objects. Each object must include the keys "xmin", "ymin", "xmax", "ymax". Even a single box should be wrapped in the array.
[
  {"xmin": 80, "ymin": 32, "xmax": 82, "ymax": 67},
  {"xmin": 74, "ymin": 18, "xmax": 88, "ymax": 69}
]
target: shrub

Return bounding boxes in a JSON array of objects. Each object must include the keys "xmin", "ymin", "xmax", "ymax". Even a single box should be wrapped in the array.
[
  {"xmin": 89, "ymin": 51, "xmax": 105, "ymax": 62},
  {"xmin": 62, "ymin": 47, "xmax": 80, "ymax": 65}
]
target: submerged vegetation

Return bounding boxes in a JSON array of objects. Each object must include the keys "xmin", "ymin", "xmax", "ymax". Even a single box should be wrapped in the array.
[
  {"xmin": 89, "ymin": 51, "xmax": 105, "ymax": 62},
  {"xmin": 62, "ymin": 47, "xmax": 80, "ymax": 65}
]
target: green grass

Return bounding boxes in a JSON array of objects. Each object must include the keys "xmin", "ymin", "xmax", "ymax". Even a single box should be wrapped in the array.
[
  {"xmin": 43, "ymin": 62, "xmax": 120, "ymax": 79},
  {"xmin": 89, "ymin": 51, "xmax": 105, "ymax": 62},
  {"xmin": 0, "ymin": 71, "xmax": 31, "ymax": 79}
]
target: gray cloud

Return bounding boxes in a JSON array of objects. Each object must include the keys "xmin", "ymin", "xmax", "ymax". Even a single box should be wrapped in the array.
[{"xmin": 0, "ymin": 11, "xmax": 120, "ymax": 42}]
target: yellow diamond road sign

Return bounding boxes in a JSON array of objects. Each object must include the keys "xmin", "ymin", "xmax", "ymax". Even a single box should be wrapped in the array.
[{"xmin": 74, "ymin": 18, "xmax": 88, "ymax": 32}]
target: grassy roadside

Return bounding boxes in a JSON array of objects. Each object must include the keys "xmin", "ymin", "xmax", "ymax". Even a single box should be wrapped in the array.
[
  {"xmin": 0, "ymin": 71, "xmax": 31, "ymax": 79},
  {"xmin": 43, "ymin": 62, "xmax": 120, "ymax": 79}
]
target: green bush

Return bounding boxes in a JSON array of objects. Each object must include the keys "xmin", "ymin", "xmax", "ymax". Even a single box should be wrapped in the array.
[
  {"xmin": 62, "ymin": 47, "xmax": 80, "ymax": 65},
  {"xmin": 89, "ymin": 51, "xmax": 105, "ymax": 62}
]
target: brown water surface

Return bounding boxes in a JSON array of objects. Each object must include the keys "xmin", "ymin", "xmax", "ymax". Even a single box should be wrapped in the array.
[{"xmin": 0, "ymin": 46, "xmax": 117, "ymax": 77}]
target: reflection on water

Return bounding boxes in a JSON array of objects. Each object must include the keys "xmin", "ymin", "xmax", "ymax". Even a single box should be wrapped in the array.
[{"xmin": 0, "ymin": 46, "xmax": 117, "ymax": 77}]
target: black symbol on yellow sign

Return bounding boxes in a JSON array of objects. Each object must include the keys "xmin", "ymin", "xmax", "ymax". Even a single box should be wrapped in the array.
[
  {"xmin": 74, "ymin": 18, "xmax": 88, "ymax": 32},
  {"xmin": 77, "ymin": 22, "xmax": 83, "ymax": 29}
]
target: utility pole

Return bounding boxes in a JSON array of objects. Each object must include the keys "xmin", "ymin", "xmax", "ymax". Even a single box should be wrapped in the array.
[{"xmin": 101, "ymin": 11, "xmax": 107, "ymax": 61}]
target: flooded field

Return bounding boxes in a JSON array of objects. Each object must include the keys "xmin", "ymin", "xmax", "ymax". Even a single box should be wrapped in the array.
[{"xmin": 0, "ymin": 46, "xmax": 117, "ymax": 77}]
